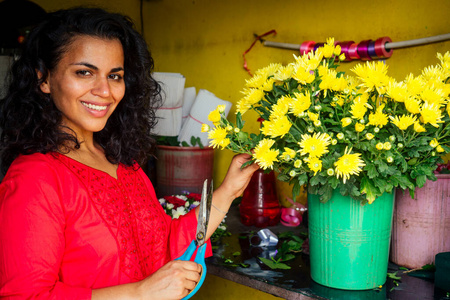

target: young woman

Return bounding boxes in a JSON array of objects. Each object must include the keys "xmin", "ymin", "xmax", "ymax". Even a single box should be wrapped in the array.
[{"xmin": 0, "ymin": 7, "xmax": 258, "ymax": 299}]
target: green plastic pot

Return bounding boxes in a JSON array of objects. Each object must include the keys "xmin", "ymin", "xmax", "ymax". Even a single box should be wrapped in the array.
[{"xmin": 308, "ymin": 189, "xmax": 395, "ymax": 290}]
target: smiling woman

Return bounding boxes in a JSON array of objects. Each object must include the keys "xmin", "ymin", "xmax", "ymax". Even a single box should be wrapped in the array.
[{"xmin": 0, "ymin": 6, "xmax": 259, "ymax": 300}]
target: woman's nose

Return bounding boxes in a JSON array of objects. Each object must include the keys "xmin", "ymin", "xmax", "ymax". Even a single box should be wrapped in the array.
[{"xmin": 91, "ymin": 78, "xmax": 111, "ymax": 98}]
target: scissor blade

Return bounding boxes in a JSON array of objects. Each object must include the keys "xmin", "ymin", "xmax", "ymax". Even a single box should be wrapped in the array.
[{"xmin": 196, "ymin": 179, "xmax": 212, "ymax": 247}]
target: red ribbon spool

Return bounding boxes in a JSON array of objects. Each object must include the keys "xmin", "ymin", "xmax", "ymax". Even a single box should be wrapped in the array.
[
  {"xmin": 347, "ymin": 43, "xmax": 360, "ymax": 60},
  {"xmin": 357, "ymin": 40, "xmax": 372, "ymax": 60},
  {"xmin": 300, "ymin": 41, "xmax": 316, "ymax": 55},
  {"xmin": 336, "ymin": 41, "xmax": 354, "ymax": 61},
  {"xmin": 374, "ymin": 36, "xmax": 393, "ymax": 58}
]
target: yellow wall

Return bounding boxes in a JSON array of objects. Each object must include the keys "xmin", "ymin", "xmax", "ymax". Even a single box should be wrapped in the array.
[{"xmin": 18, "ymin": 0, "xmax": 450, "ymax": 297}]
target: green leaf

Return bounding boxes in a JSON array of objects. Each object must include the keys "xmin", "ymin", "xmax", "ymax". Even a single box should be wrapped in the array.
[
  {"xmin": 416, "ymin": 174, "xmax": 427, "ymax": 188},
  {"xmin": 277, "ymin": 173, "xmax": 290, "ymax": 182},
  {"xmin": 236, "ymin": 112, "xmax": 244, "ymax": 129},
  {"xmin": 360, "ymin": 176, "xmax": 379, "ymax": 204},
  {"xmin": 258, "ymin": 257, "xmax": 291, "ymax": 270},
  {"xmin": 232, "ymin": 252, "xmax": 241, "ymax": 256},
  {"xmin": 365, "ymin": 164, "xmax": 379, "ymax": 179},
  {"xmin": 387, "ymin": 271, "xmax": 401, "ymax": 280}
]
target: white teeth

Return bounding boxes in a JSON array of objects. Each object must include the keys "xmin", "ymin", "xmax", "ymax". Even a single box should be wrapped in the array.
[{"xmin": 82, "ymin": 102, "xmax": 107, "ymax": 111}]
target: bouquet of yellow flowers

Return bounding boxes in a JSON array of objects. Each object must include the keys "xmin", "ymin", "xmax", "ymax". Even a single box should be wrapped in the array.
[{"xmin": 204, "ymin": 38, "xmax": 450, "ymax": 204}]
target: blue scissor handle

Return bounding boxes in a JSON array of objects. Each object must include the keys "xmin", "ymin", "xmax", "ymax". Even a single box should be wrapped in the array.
[{"xmin": 175, "ymin": 241, "xmax": 208, "ymax": 300}]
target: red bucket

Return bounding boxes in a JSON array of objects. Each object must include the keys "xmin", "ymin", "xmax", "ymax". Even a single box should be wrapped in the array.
[{"xmin": 155, "ymin": 145, "xmax": 214, "ymax": 197}]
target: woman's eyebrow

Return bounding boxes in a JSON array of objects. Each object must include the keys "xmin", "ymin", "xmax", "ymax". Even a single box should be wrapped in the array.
[{"xmin": 72, "ymin": 62, "xmax": 124, "ymax": 73}]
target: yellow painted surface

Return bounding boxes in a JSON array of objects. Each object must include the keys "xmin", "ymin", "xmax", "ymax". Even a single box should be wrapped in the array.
[{"xmin": 21, "ymin": 0, "xmax": 450, "ymax": 298}]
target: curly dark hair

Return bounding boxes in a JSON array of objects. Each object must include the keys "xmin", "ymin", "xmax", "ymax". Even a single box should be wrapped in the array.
[{"xmin": 0, "ymin": 7, "xmax": 161, "ymax": 174}]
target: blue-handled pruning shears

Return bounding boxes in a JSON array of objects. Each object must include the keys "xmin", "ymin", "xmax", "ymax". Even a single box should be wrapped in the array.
[{"xmin": 176, "ymin": 179, "xmax": 213, "ymax": 300}]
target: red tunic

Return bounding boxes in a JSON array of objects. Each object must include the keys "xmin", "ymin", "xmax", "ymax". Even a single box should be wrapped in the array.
[{"xmin": 0, "ymin": 152, "xmax": 208, "ymax": 299}]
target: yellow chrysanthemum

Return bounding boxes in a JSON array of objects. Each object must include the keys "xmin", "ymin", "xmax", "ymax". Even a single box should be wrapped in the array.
[
  {"xmin": 341, "ymin": 117, "xmax": 352, "ymax": 127},
  {"xmin": 293, "ymin": 64, "xmax": 315, "ymax": 84},
  {"xmin": 351, "ymin": 61, "xmax": 390, "ymax": 94},
  {"xmin": 245, "ymin": 73, "xmax": 266, "ymax": 89},
  {"xmin": 308, "ymin": 111, "xmax": 319, "ymax": 122},
  {"xmin": 334, "ymin": 147, "xmax": 366, "ymax": 184},
  {"xmin": 404, "ymin": 97, "xmax": 422, "ymax": 114},
  {"xmin": 254, "ymin": 63, "xmax": 283, "ymax": 80},
  {"xmin": 355, "ymin": 123, "xmax": 365, "ymax": 132},
  {"xmin": 305, "ymin": 156, "xmax": 322, "ymax": 175},
  {"xmin": 422, "ymin": 65, "xmax": 445, "ymax": 82},
  {"xmin": 387, "ymin": 81, "xmax": 408, "ymax": 103},
  {"xmin": 420, "ymin": 87, "xmax": 446, "ymax": 106},
  {"xmin": 350, "ymin": 96, "xmax": 369, "ymax": 120},
  {"xmin": 413, "ymin": 121, "xmax": 426, "ymax": 133},
  {"xmin": 405, "ymin": 73, "xmax": 424, "ymax": 96},
  {"xmin": 269, "ymin": 96, "xmax": 291, "ymax": 120},
  {"xmin": 430, "ymin": 138, "xmax": 439, "ymax": 148},
  {"xmin": 265, "ymin": 116, "xmax": 292, "ymax": 138},
  {"xmin": 437, "ymin": 51, "xmax": 450, "ymax": 78},
  {"xmin": 368, "ymin": 104, "xmax": 389, "ymax": 127},
  {"xmin": 322, "ymin": 37, "xmax": 335, "ymax": 58},
  {"xmin": 273, "ymin": 64, "xmax": 295, "ymax": 81},
  {"xmin": 253, "ymin": 139, "xmax": 279, "ymax": 170},
  {"xmin": 437, "ymin": 145, "xmax": 445, "ymax": 153},
  {"xmin": 201, "ymin": 124, "xmax": 210, "ymax": 132},
  {"xmin": 280, "ymin": 147, "xmax": 296, "ymax": 161},
  {"xmin": 208, "ymin": 127, "xmax": 230, "ymax": 149},
  {"xmin": 290, "ymin": 91, "xmax": 311, "ymax": 116},
  {"xmin": 208, "ymin": 109, "xmax": 221, "ymax": 123},
  {"xmin": 389, "ymin": 114, "xmax": 417, "ymax": 130},
  {"xmin": 334, "ymin": 45, "xmax": 342, "ymax": 56},
  {"xmin": 236, "ymin": 88, "xmax": 265, "ymax": 114},
  {"xmin": 420, "ymin": 102, "xmax": 444, "ymax": 127},
  {"xmin": 298, "ymin": 132, "xmax": 331, "ymax": 158}
]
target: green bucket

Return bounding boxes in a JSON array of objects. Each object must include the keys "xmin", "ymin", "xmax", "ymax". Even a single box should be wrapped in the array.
[{"xmin": 308, "ymin": 189, "xmax": 395, "ymax": 290}]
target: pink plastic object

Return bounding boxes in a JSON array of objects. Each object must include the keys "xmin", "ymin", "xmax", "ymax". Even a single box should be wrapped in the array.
[
  {"xmin": 280, "ymin": 198, "xmax": 307, "ymax": 227},
  {"xmin": 240, "ymin": 169, "xmax": 281, "ymax": 227},
  {"xmin": 391, "ymin": 174, "xmax": 450, "ymax": 269}
]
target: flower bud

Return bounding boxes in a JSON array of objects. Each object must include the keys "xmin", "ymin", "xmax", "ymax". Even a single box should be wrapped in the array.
[
  {"xmin": 294, "ymin": 159, "xmax": 302, "ymax": 168},
  {"xmin": 389, "ymin": 135, "xmax": 396, "ymax": 142},
  {"xmin": 437, "ymin": 145, "xmax": 444, "ymax": 153},
  {"xmin": 337, "ymin": 133, "xmax": 344, "ymax": 140},
  {"xmin": 355, "ymin": 123, "xmax": 365, "ymax": 132},
  {"xmin": 365, "ymin": 133, "xmax": 374, "ymax": 140},
  {"xmin": 397, "ymin": 143, "xmax": 404, "ymax": 148},
  {"xmin": 359, "ymin": 119, "xmax": 365, "ymax": 124},
  {"xmin": 234, "ymin": 127, "xmax": 240, "ymax": 133},
  {"xmin": 383, "ymin": 142, "xmax": 392, "ymax": 150},
  {"xmin": 217, "ymin": 104, "xmax": 226, "ymax": 113},
  {"xmin": 314, "ymin": 120, "xmax": 321, "ymax": 126},
  {"xmin": 327, "ymin": 168, "xmax": 335, "ymax": 176},
  {"xmin": 374, "ymin": 127, "xmax": 380, "ymax": 133},
  {"xmin": 341, "ymin": 117, "xmax": 352, "ymax": 127},
  {"xmin": 289, "ymin": 170, "xmax": 297, "ymax": 177},
  {"xmin": 387, "ymin": 156, "xmax": 393, "ymax": 163},
  {"xmin": 432, "ymin": 151, "xmax": 436, "ymax": 156},
  {"xmin": 430, "ymin": 138, "xmax": 439, "ymax": 148},
  {"xmin": 376, "ymin": 142, "xmax": 384, "ymax": 150},
  {"xmin": 307, "ymin": 126, "xmax": 314, "ymax": 133},
  {"xmin": 332, "ymin": 139, "xmax": 338, "ymax": 145},
  {"xmin": 201, "ymin": 124, "xmax": 210, "ymax": 132},
  {"xmin": 226, "ymin": 125, "xmax": 233, "ymax": 131},
  {"xmin": 314, "ymin": 105, "xmax": 322, "ymax": 111},
  {"xmin": 339, "ymin": 53, "xmax": 346, "ymax": 61}
]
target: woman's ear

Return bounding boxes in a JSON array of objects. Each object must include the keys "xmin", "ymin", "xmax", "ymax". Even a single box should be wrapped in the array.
[{"xmin": 37, "ymin": 70, "xmax": 50, "ymax": 94}]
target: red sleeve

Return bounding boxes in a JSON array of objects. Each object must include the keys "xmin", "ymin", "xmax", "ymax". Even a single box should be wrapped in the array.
[{"xmin": 0, "ymin": 155, "xmax": 91, "ymax": 300}]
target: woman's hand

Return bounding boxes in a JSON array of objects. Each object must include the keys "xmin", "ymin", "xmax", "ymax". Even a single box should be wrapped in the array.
[
  {"xmin": 134, "ymin": 260, "xmax": 202, "ymax": 300},
  {"xmin": 215, "ymin": 153, "xmax": 260, "ymax": 202},
  {"xmin": 92, "ymin": 260, "xmax": 201, "ymax": 300}
]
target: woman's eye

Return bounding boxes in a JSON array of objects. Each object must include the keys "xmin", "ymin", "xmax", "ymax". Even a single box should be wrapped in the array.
[
  {"xmin": 109, "ymin": 74, "xmax": 123, "ymax": 81},
  {"xmin": 76, "ymin": 70, "xmax": 92, "ymax": 77}
]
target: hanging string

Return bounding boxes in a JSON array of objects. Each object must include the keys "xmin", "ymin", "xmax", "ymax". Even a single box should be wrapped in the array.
[{"xmin": 243, "ymin": 30, "xmax": 277, "ymax": 76}]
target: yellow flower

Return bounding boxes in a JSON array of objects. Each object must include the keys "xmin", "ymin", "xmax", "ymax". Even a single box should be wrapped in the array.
[
  {"xmin": 334, "ymin": 44, "xmax": 342, "ymax": 56},
  {"xmin": 389, "ymin": 114, "xmax": 417, "ymax": 130},
  {"xmin": 299, "ymin": 132, "xmax": 331, "ymax": 158},
  {"xmin": 245, "ymin": 73, "xmax": 266, "ymax": 89},
  {"xmin": 253, "ymin": 139, "xmax": 279, "ymax": 170},
  {"xmin": 268, "ymin": 115, "xmax": 292, "ymax": 138},
  {"xmin": 208, "ymin": 109, "xmax": 221, "ymax": 123},
  {"xmin": 290, "ymin": 91, "xmax": 311, "ymax": 116},
  {"xmin": 413, "ymin": 121, "xmax": 426, "ymax": 133},
  {"xmin": 334, "ymin": 147, "xmax": 366, "ymax": 184},
  {"xmin": 208, "ymin": 127, "xmax": 230, "ymax": 149},
  {"xmin": 368, "ymin": 104, "xmax": 389, "ymax": 128},
  {"xmin": 327, "ymin": 168, "xmax": 335, "ymax": 176},
  {"xmin": 305, "ymin": 156, "xmax": 322, "ymax": 175},
  {"xmin": 293, "ymin": 64, "xmax": 315, "ymax": 84},
  {"xmin": 273, "ymin": 64, "xmax": 295, "ymax": 81},
  {"xmin": 255, "ymin": 63, "xmax": 283, "ymax": 79},
  {"xmin": 365, "ymin": 133, "xmax": 374, "ymax": 140},
  {"xmin": 405, "ymin": 73, "xmax": 424, "ymax": 96},
  {"xmin": 339, "ymin": 53, "xmax": 346, "ymax": 61},
  {"xmin": 261, "ymin": 78, "xmax": 276, "ymax": 92},
  {"xmin": 437, "ymin": 145, "xmax": 445, "ymax": 152},
  {"xmin": 420, "ymin": 87, "xmax": 446, "ymax": 106},
  {"xmin": 430, "ymin": 138, "xmax": 439, "ymax": 148},
  {"xmin": 404, "ymin": 97, "xmax": 421, "ymax": 114},
  {"xmin": 355, "ymin": 123, "xmax": 365, "ymax": 132},
  {"xmin": 308, "ymin": 111, "xmax": 319, "ymax": 122},
  {"xmin": 281, "ymin": 147, "xmax": 296, "ymax": 161},
  {"xmin": 226, "ymin": 125, "xmax": 233, "ymax": 131},
  {"xmin": 376, "ymin": 142, "xmax": 384, "ymax": 150},
  {"xmin": 351, "ymin": 61, "xmax": 390, "ymax": 94},
  {"xmin": 383, "ymin": 142, "xmax": 392, "ymax": 150},
  {"xmin": 337, "ymin": 133, "xmax": 344, "ymax": 140},
  {"xmin": 270, "ymin": 96, "xmax": 291, "ymax": 120},
  {"xmin": 387, "ymin": 81, "xmax": 408, "ymax": 103},
  {"xmin": 236, "ymin": 88, "xmax": 265, "ymax": 114},
  {"xmin": 294, "ymin": 159, "xmax": 302, "ymax": 168},
  {"xmin": 216, "ymin": 105, "xmax": 226, "ymax": 113},
  {"xmin": 350, "ymin": 95, "xmax": 369, "ymax": 120},
  {"xmin": 322, "ymin": 37, "xmax": 335, "ymax": 58},
  {"xmin": 341, "ymin": 117, "xmax": 352, "ymax": 127},
  {"xmin": 201, "ymin": 124, "xmax": 210, "ymax": 132},
  {"xmin": 387, "ymin": 156, "xmax": 394, "ymax": 163},
  {"xmin": 420, "ymin": 102, "xmax": 444, "ymax": 127}
]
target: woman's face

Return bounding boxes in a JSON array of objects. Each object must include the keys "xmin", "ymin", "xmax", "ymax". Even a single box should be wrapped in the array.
[{"xmin": 40, "ymin": 35, "xmax": 125, "ymax": 138}]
